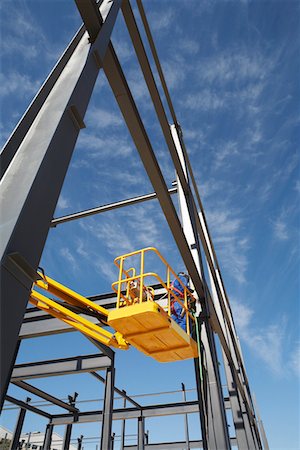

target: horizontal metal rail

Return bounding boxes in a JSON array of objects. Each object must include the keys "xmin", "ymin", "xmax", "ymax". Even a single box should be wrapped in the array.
[
  {"xmin": 50, "ymin": 398, "xmax": 232, "ymax": 425},
  {"xmin": 51, "ymin": 187, "xmax": 177, "ymax": 227}
]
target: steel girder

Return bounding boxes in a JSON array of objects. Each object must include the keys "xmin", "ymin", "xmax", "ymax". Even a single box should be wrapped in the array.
[{"xmin": 0, "ymin": 0, "xmax": 121, "ymax": 409}]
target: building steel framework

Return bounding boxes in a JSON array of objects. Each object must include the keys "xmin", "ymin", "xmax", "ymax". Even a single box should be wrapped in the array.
[{"xmin": 0, "ymin": 0, "xmax": 269, "ymax": 449}]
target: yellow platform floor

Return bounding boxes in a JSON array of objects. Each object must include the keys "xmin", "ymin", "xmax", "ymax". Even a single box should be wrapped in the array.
[{"xmin": 107, "ymin": 301, "xmax": 198, "ymax": 362}]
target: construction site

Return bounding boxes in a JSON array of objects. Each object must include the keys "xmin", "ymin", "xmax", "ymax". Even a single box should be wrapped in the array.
[{"xmin": 2, "ymin": 0, "xmax": 298, "ymax": 449}]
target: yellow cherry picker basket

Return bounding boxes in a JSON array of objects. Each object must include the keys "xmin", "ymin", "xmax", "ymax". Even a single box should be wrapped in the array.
[{"xmin": 30, "ymin": 247, "xmax": 198, "ymax": 362}]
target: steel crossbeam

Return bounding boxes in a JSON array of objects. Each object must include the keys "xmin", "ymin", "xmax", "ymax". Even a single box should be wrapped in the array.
[
  {"xmin": 124, "ymin": 439, "xmax": 238, "ymax": 450},
  {"xmin": 11, "ymin": 380, "xmax": 79, "ymax": 413},
  {"xmin": 11, "ymin": 354, "xmax": 111, "ymax": 380}
]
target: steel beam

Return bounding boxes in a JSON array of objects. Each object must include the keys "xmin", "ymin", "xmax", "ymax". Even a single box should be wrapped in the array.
[
  {"xmin": 50, "ymin": 400, "xmax": 229, "ymax": 425},
  {"xmin": 123, "ymin": 438, "xmax": 238, "ymax": 450},
  {"xmin": 51, "ymin": 188, "xmax": 177, "ymax": 227},
  {"xmin": 100, "ymin": 365, "xmax": 115, "ymax": 450},
  {"xmin": 42, "ymin": 423, "xmax": 54, "ymax": 450},
  {"xmin": 9, "ymin": 397, "xmax": 31, "ymax": 450},
  {"xmin": 137, "ymin": 416, "xmax": 145, "ymax": 450},
  {"xmin": 11, "ymin": 354, "xmax": 111, "ymax": 380},
  {"xmin": 173, "ymin": 125, "xmax": 230, "ymax": 449},
  {"xmin": 11, "ymin": 380, "xmax": 79, "ymax": 413},
  {"xmin": 62, "ymin": 424, "xmax": 73, "ymax": 450},
  {"xmin": 181, "ymin": 384, "xmax": 190, "ymax": 450},
  {"xmin": 5, "ymin": 395, "xmax": 51, "ymax": 419},
  {"xmin": 0, "ymin": 0, "xmax": 121, "ymax": 409},
  {"xmin": 122, "ymin": 4, "xmax": 259, "ymax": 437}
]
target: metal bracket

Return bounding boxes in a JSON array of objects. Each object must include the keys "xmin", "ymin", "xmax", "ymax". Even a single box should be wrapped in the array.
[{"xmin": 3, "ymin": 253, "xmax": 42, "ymax": 289}]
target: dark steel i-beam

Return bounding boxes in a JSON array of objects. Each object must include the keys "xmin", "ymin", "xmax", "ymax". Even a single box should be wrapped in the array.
[
  {"xmin": 12, "ymin": 380, "xmax": 79, "ymax": 413},
  {"xmin": 6, "ymin": 395, "xmax": 51, "ymax": 419},
  {"xmin": 0, "ymin": 0, "xmax": 122, "ymax": 409}
]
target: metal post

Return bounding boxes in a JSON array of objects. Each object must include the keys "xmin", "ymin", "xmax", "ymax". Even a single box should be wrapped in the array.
[
  {"xmin": 100, "ymin": 362, "xmax": 115, "ymax": 450},
  {"xmin": 77, "ymin": 435, "xmax": 84, "ymax": 450},
  {"xmin": 0, "ymin": 0, "xmax": 122, "ymax": 409},
  {"xmin": 62, "ymin": 425, "xmax": 72, "ymax": 450},
  {"xmin": 62, "ymin": 392, "xmax": 78, "ymax": 450},
  {"xmin": 120, "ymin": 392, "xmax": 126, "ymax": 450},
  {"xmin": 42, "ymin": 423, "xmax": 53, "ymax": 450},
  {"xmin": 181, "ymin": 383, "xmax": 190, "ymax": 450},
  {"xmin": 137, "ymin": 417, "xmax": 145, "ymax": 450},
  {"xmin": 172, "ymin": 125, "xmax": 231, "ymax": 450},
  {"xmin": 9, "ymin": 397, "xmax": 31, "ymax": 450}
]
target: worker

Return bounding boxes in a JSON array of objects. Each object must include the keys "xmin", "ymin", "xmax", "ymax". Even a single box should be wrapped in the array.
[{"xmin": 170, "ymin": 272, "xmax": 194, "ymax": 332}]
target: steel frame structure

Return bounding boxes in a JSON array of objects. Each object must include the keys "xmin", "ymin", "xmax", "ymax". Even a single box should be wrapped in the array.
[{"xmin": 0, "ymin": 0, "xmax": 269, "ymax": 449}]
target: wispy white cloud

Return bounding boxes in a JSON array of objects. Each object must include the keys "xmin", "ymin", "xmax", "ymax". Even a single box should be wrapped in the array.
[
  {"xmin": 273, "ymin": 216, "xmax": 289, "ymax": 241},
  {"xmin": 231, "ymin": 299, "xmax": 298, "ymax": 377},
  {"xmin": 76, "ymin": 133, "xmax": 133, "ymax": 159},
  {"xmin": 183, "ymin": 89, "xmax": 225, "ymax": 111},
  {"xmin": 0, "ymin": 72, "xmax": 40, "ymax": 98},
  {"xmin": 206, "ymin": 207, "xmax": 249, "ymax": 284},
  {"xmin": 148, "ymin": 9, "xmax": 175, "ymax": 33},
  {"xmin": 60, "ymin": 247, "xmax": 78, "ymax": 271},
  {"xmin": 86, "ymin": 107, "xmax": 123, "ymax": 129},
  {"xmin": 57, "ymin": 195, "xmax": 70, "ymax": 211}
]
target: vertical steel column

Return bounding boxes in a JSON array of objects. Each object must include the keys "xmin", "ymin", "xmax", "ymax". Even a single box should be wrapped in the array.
[
  {"xmin": 77, "ymin": 435, "xmax": 84, "ymax": 450},
  {"xmin": 10, "ymin": 397, "xmax": 31, "ymax": 450},
  {"xmin": 63, "ymin": 392, "xmax": 78, "ymax": 450},
  {"xmin": 137, "ymin": 416, "xmax": 145, "ymax": 450},
  {"xmin": 62, "ymin": 425, "xmax": 72, "ymax": 450},
  {"xmin": 120, "ymin": 392, "xmax": 127, "ymax": 450},
  {"xmin": 172, "ymin": 125, "xmax": 231, "ymax": 450},
  {"xmin": 253, "ymin": 395, "xmax": 270, "ymax": 450},
  {"xmin": 42, "ymin": 423, "xmax": 54, "ymax": 450},
  {"xmin": 100, "ymin": 362, "xmax": 115, "ymax": 450},
  {"xmin": 181, "ymin": 383, "xmax": 190, "ymax": 450},
  {"xmin": 0, "ymin": 0, "xmax": 122, "ymax": 409}
]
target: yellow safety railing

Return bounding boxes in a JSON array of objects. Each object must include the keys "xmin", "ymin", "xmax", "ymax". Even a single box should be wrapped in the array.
[
  {"xmin": 111, "ymin": 247, "xmax": 196, "ymax": 335},
  {"xmin": 30, "ymin": 273, "xmax": 129, "ymax": 350}
]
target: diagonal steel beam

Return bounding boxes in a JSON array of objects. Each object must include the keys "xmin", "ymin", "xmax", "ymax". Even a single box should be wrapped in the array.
[
  {"xmin": 11, "ymin": 380, "xmax": 79, "ymax": 413},
  {"xmin": 0, "ymin": 0, "xmax": 121, "ymax": 409},
  {"xmin": 6, "ymin": 395, "xmax": 52, "ymax": 419}
]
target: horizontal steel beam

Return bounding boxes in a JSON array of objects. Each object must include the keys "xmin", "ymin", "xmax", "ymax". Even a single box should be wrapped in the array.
[
  {"xmin": 50, "ymin": 399, "xmax": 230, "ymax": 425},
  {"xmin": 51, "ymin": 188, "xmax": 177, "ymax": 227},
  {"xmin": 20, "ymin": 285, "xmax": 165, "ymax": 339},
  {"xmin": 5, "ymin": 395, "xmax": 52, "ymax": 419},
  {"xmin": 124, "ymin": 438, "xmax": 237, "ymax": 450},
  {"xmin": 11, "ymin": 380, "xmax": 79, "ymax": 413},
  {"xmin": 12, "ymin": 354, "xmax": 111, "ymax": 380}
]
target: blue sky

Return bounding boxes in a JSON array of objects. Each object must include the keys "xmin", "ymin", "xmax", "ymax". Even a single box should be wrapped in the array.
[{"xmin": 1, "ymin": 0, "xmax": 299, "ymax": 449}]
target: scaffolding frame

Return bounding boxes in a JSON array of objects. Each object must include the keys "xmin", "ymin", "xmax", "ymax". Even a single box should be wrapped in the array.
[{"xmin": 0, "ymin": 1, "xmax": 269, "ymax": 448}]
